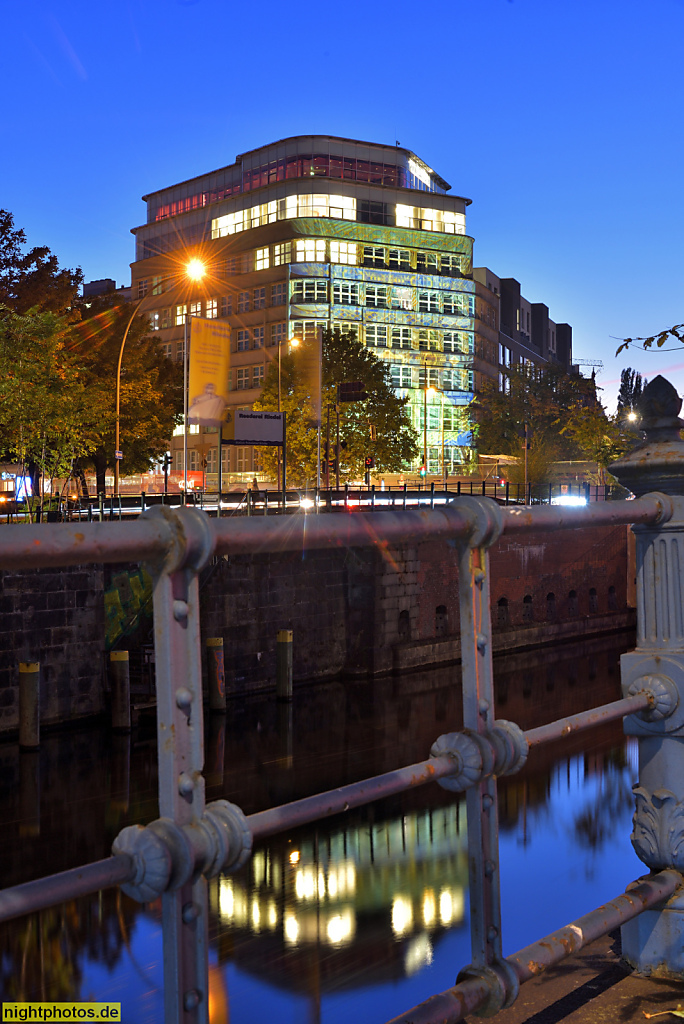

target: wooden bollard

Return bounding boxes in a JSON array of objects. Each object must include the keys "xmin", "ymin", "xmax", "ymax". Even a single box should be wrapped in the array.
[
  {"xmin": 276, "ymin": 630, "xmax": 293, "ymax": 701},
  {"xmin": 19, "ymin": 662, "xmax": 40, "ymax": 750},
  {"xmin": 110, "ymin": 651, "xmax": 131, "ymax": 732},
  {"xmin": 206, "ymin": 638, "xmax": 226, "ymax": 712}
]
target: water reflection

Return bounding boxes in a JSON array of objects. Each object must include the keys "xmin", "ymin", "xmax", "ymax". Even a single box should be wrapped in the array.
[{"xmin": 0, "ymin": 631, "xmax": 641, "ymax": 1022}]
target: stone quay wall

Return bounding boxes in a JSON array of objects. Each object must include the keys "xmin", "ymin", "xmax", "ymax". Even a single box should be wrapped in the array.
[{"xmin": 0, "ymin": 521, "xmax": 632, "ymax": 733}]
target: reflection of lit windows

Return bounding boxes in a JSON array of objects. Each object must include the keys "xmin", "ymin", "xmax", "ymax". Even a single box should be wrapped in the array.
[
  {"xmin": 330, "ymin": 241, "xmax": 357, "ymax": 265},
  {"xmin": 175, "ymin": 304, "xmax": 187, "ymax": 326},
  {"xmin": 392, "ymin": 896, "xmax": 413, "ymax": 936},
  {"xmin": 326, "ymin": 909, "xmax": 355, "ymax": 947},
  {"xmin": 267, "ymin": 901, "xmax": 278, "ymax": 929},
  {"xmin": 295, "ymin": 239, "xmax": 327, "ymax": 262},
  {"xmin": 404, "ymin": 934, "xmax": 433, "ymax": 976},
  {"xmin": 365, "ymin": 285, "xmax": 387, "ymax": 308},
  {"xmin": 422, "ymin": 890, "xmax": 436, "ymax": 926},
  {"xmin": 219, "ymin": 880, "xmax": 234, "ymax": 919},
  {"xmin": 292, "ymin": 279, "xmax": 327, "ymax": 303},
  {"xmin": 274, "ymin": 242, "xmax": 292, "ymax": 266},
  {"xmin": 284, "ymin": 913, "xmax": 299, "ymax": 945},
  {"xmin": 333, "ymin": 282, "xmax": 359, "ymax": 305},
  {"xmin": 295, "ymin": 868, "xmax": 316, "ymax": 900},
  {"xmin": 253, "ymin": 851, "xmax": 265, "ymax": 886},
  {"xmin": 251, "ymin": 900, "xmax": 261, "ymax": 932},
  {"xmin": 289, "ymin": 850, "xmax": 300, "ymax": 865},
  {"xmin": 366, "ymin": 324, "xmax": 387, "ymax": 348},
  {"xmin": 206, "ymin": 298, "xmax": 217, "ymax": 319},
  {"xmin": 255, "ymin": 247, "xmax": 270, "ymax": 271}
]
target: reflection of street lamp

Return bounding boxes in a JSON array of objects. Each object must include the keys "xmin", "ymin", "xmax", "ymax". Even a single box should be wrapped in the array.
[{"xmin": 114, "ymin": 259, "xmax": 206, "ymax": 497}]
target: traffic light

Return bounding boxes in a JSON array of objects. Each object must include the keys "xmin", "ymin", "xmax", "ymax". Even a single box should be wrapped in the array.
[
  {"xmin": 419, "ymin": 465, "xmax": 427, "ymax": 477},
  {"xmin": 364, "ymin": 456, "xmax": 375, "ymax": 469}
]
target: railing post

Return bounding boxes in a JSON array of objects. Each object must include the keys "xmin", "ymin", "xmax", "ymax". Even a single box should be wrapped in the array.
[
  {"xmin": 141, "ymin": 505, "xmax": 215, "ymax": 1023},
  {"xmin": 110, "ymin": 651, "xmax": 131, "ymax": 733},
  {"xmin": 276, "ymin": 629, "xmax": 293, "ymax": 701},
  {"xmin": 205, "ymin": 638, "xmax": 226, "ymax": 713},
  {"xmin": 19, "ymin": 662, "xmax": 40, "ymax": 750},
  {"xmin": 610, "ymin": 376, "xmax": 684, "ymax": 977},
  {"xmin": 444, "ymin": 497, "xmax": 517, "ymax": 1009}
]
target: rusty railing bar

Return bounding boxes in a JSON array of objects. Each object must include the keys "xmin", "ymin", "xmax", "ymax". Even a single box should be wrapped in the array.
[
  {"xmin": 500, "ymin": 492, "xmax": 670, "ymax": 534},
  {"xmin": 248, "ymin": 754, "xmax": 457, "ymax": 840},
  {"xmin": 525, "ymin": 692, "xmax": 652, "ymax": 748},
  {"xmin": 386, "ymin": 869, "xmax": 681, "ymax": 1024},
  {"xmin": 0, "ymin": 854, "xmax": 135, "ymax": 925}
]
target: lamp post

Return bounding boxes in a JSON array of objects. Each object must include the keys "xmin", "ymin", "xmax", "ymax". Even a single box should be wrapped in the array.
[
  {"xmin": 277, "ymin": 336, "xmax": 299, "ymax": 491},
  {"xmin": 423, "ymin": 361, "xmax": 428, "ymax": 477},
  {"xmin": 114, "ymin": 258, "xmax": 206, "ymax": 497}
]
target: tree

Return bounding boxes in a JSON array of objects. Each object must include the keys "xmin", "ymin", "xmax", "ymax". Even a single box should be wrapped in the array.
[
  {"xmin": 0, "ymin": 210, "xmax": 82, "ymax": 315},
  {"xmin": 616, "ymin": 367, "xmax": 645, "ymax": 416},
  {"xmin": 253, "ymin": 329, "xmax": 418, "ymax": 485}
]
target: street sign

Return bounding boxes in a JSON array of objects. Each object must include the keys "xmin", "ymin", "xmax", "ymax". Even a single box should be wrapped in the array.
[
  {"xmin": 115, "ymin": 451, "xmax": 123, "ymax": 460},
  {"xmin": 338, "ymin": 381, "xmax": 367, "ymax": 402}
]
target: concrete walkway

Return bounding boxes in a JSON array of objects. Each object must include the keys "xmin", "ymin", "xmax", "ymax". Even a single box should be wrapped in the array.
[{"xmin": 464, "ymin": 933, "xmax": 684, "ymax": 1023}]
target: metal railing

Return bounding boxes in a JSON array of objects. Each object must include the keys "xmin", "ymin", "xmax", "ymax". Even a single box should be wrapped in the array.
[{"xmin": 0, "ymin": 486, "xmax": 679, "ymax": 1023}]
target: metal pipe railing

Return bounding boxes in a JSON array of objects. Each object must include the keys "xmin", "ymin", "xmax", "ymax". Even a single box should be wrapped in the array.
[
  {"xmin": 0, "ymin": 855, "xmax": 134, "ymax": 924},
  {"xmin": 386, "ymin": 870, "xmax": 681, "ymax": 1024},
  {"xmin": 525, "ymin": 692, "xmax": 652, "ymax": 747}
]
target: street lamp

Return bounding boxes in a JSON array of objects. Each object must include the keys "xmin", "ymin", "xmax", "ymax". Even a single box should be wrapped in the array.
[
  {"xmin": 114, "ymin": 259, "xmax": 206, "ymax": 497},
  {"xmin": 276, "ymin": 336, "xmax": 299, "ymax": 491}
]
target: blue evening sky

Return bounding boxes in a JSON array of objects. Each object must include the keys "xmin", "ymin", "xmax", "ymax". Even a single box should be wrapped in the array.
[{"xmin": 4, "ymin": 0, "xmax": 683, "ymax": 410}]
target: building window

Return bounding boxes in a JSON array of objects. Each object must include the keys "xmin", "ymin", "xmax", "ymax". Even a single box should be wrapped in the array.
[
  {"xmin": 174, "ymin": 450, "xmax": 183, "ymax": 472},
  {"xmin": 176, "ymin": 340, "xmax": 185, "ymax": 363},
  {"xmin": 160, "ymin": 308, "xmax": 172, "ymax": 328},
  {"xmin": 220, "ymin": 296, "xmax": 232, "ymax": 317},
  {"xmin": 255, "ymin": 247, "xmax": 270, "ymax": 271},
  {"xmin": 205, "ymin": 298, "xmax": 218, "ymax": 319},
  {"xmin": 365, "ymin": 285, "xmax": 387, "ymax": 308},
  {"xmin": 330, "ymin": 241, "xmax": 357, "ymax": 265},
  {"xmin": 236, "ymin": 368, "xmax": 250, "ymax": 389},
  {"xmin": 366, "ymin": 324, "xmax": 388, "ymax": 348},
  {"xmin": 152, "ymin": 275, "xmax": 163, "ymax": 296},
  {"xmin": 270, "ymin": 322, "xmax": 287, "ymax": 347},
  {"xmin": 253, "ymin": 326, "xmax": 264, "ymax": 349},
  {"xmin": 418, "ymin": 291, "xmax": 440, "ymax": 313},
  {"xmin": 295, "ymin": 239, "xmax": 326, "ymax": 262},
  {"xmin": 363, "ymin": 245, "xmax": 386, "ymax": 268},
  {"xmin": 333, "ymin": 321, "xmax": 359, "ymax": 341},
  {"xmin": 419, "ymin": 366, "xmax": 439, "ymax": 388},
  {"xmin": 175, "ymin": 304, "xmax": 187, "ymax": 326},
  {"xmin": 395, "ymin": 205, "xmax": 466, "ymax": 235},
  {"xmin": 206, "ymin": 447, "xmax": 218, "ymax": 474},
  {"xmin": 271, "ymin": 282, "xmax": 286, "ymax": 306},
  {"xmin": 274, "ymin": 242, "xmax": 292, "ymax": 266},
  {"xmin": 418, "ymin": 329, "xmax": 441, "ymax": 351},
  {"xmin": 391, "ymin": 286, "xmax": 413, "ymax": 311},
  {"xmin": 332, "ymin": 282, "xmax": 359, "ymax": 305},
  {"xmin": 440, "ymin": 254, "xmax": 463, "ymax": 275},
  {"xmin": 442, "ymin": 293, "xmax": 458, "ymax": 314},
  {"xmin": 236, "ymin": 447, "xmax": 250, "ymax": 472},
  {"xmin": 389, "ymin": 248, "xmax": 411, "ymax": 271},
  {"xmin": 253, "ymin": 287, "xmax": 266, "ymax": 309},
  {"xmin": 292, "ymin": 320, "xmax": 327, "ymax": 342},
  {"xmin": 252, "ymin": 364, "xmax": 264, "ymax": 387},
  {"xmin": 237, "ymin": 330, "xmax": 250, "ymax": 351},
  {"xmin": 238, "ymin": 292, "xmax": 250, "ymax": 313},
  {"xmin": 416, "ymin": 252, "xmax": 438, "ymax": 273},
  {"xmin": 190, "ymin": 301, "xmax": 202, "ymax": 317},
  {"xmin": 293, "ymin": 279, "xmax": 327, "ymax": 303},
  {"xmin": 391, "ymin": 327, "xmax": 412, "ymax": 350},
  {"xmin": 390, "ymin": 364, "xmax": 412, "ymax": 388},
  {"xmin": 149, "ymin": 312, "xmax": 160, "ymax": 331},
  {"xmin": 161, "ymin": 341, "xmax": 172, "ymax": 359},
  {"xmin": 138, "ymin": 279, "xmax": 148, "ymax": 299}
]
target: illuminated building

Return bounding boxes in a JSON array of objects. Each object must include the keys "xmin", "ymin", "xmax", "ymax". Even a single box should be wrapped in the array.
[{"xmin": 129, "ymin": 136, "xmax": 571, "ymax": 484}]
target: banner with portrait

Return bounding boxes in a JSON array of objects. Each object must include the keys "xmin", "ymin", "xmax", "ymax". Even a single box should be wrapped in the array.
[{"xmin": 188, "ymin": 318, "xmax": 231, "ymax": 427}]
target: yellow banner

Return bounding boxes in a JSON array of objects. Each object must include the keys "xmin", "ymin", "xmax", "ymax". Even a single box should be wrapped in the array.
[
  {"xmin": 188, "ymin": 318, "xmax": 231, "ymax": 427},
  {"xmin": 3, "ymin": 1004, "xmax": 121, "ymax": 1021}
]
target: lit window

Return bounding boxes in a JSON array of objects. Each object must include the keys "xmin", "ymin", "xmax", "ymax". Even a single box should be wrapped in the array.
[
  {"xmin": 237, "ymin": 330, "xmax": 250, "ymax": 352},
  {"xmin": 291, "ymin": 320, "xmax": 327, "ymax": 342},
  {"xmin": 391, "ymin": 287, "xmax": 413, "ymax": 311},
  {"xmin": 271, "ymin": 283, "xmax": 286, "ymax": 306},
  {"xmin": 416, "ymin": 252, "xmax": 439, "ymax": 273},
  {"xmin": 443, "ymin": 331, "xmax": 461, "ymax": 354},
  {"xmin": 418, "ymin": 291, "xmax": 439, "ymax": 313},
  {"xmin": 442, "ymin": 293, "xmax": 459, "ymax": 315},
  {"xmin": 366, "ymin": 324, "xmax": 387, "ymax": 348},
  {"xmin": 175, "ymin": 304, "xmax": 187, "ymax": 326},
  {"xmin": 293, "ymin": 279, "xmax": 327, "ymax": 303},
  {"xmin": 330, "ymin": 241, "xmax": 357, "ymax": 265},
  {"xmin": 149, "ymin": 312, "xmax": 160, "ymax": 331},
  {"xmin": 418, "ymin": 329, "xmax": 441, "ymax": 351},
  {"xmin": 332, "ymin": 282, "xmax": 359, "ymax": 305},
  {"xmin": 390, "ymin": 364, "xmax": 413, "ymax": 388},
  {"xmin": 206, "ymin": 448, "xmax": 218, "ymax": 474},
  {"xmin": 190, "ymin": 301, "xmax": 202, "ymax": 317},
  {"xmin": 363, "ymin": 245, "xmax": 385, "ymax": 268},
  {"xmin": 252, "ymin": 365, "xmax": 264, "ymax": 387},
  {"xmin": 253, "ymin": 326, "xmax": 264, "ymax": 348},
  {"xmin": 396, "ymin": 205, "xmax": 466, "ymax": 235},
  {"xmin": 152, "ymin": 275, "xmax": 163, "ymax": 296},
  {"xmin": 419, "ymin": 366, "xmax": 439, "ymax": 387},
  {"xmin": 220, "ymin": 296, "xmax": 232, "ymax": 316},
  {"xmin": 274, "ymin": 242, "xmax": 292, "ymax": 266},
  {"xmin": 365, "ymin": 285, "xmax": 387, "ymax": 308},
  {"xmin": 255, "ymin": 247, "xmax": 270, "ymax": 271},
  {"xmin": 271, "ymin": 323, "xmax": 287, "ymax": 347},
  {"xmin": 440, "ymin": 253, "xmax": 463, "ymax": 275},
  {"xmin": 238, "ymin": 292, "xmax": 250, "ymax": 313},
  {"xmin": 236, "ymin": 368, "xmax": 250, "ymax": 389},
  {"xmin": 206, "ymin": 299, "xmax": 218, "ymax": 319},
  {"xmin": 295, "ymin": 239, "xmax": 326, "ymax": 262},
  {"xmin": 236, "ymin": 447, "xmax": 250, "ymax": 472},
  {"xmin": 138, "ymin": 279, "xmax": 149, "ymax": 299},
  {"xmin": 389, "ymin": 248, "xmax": 411, "ymax": 271},
  {"xmin": 391, "ymin": 327, "xmax": 412, "ymax": 350},
  {"xmin": 253, "ymin": 287, "xmax": 266, "ymax": 309},
  {"xmin": 333, "ymin": 321, "xmax": 359, "ymax": 341}
]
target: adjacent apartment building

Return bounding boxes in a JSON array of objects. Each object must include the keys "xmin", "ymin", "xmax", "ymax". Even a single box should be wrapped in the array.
[{"xmin": 129, "ymin": 135, "xmax": 572, "ymax": 485}]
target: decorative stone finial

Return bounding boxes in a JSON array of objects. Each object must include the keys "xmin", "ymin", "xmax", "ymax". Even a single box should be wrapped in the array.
[{"xmin": 610, "ymin": 375, "xmax": 684, "ymax": 496}]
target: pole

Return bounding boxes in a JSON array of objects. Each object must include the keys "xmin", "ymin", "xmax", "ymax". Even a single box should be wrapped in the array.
[
  {"xmin": 276, "ymin": 630, "xmax": 293, "ymax": 701},
  {"xmin": 19, "ymin": 662, "xmax": 40, "ymax": 750},
  {"xmin": 325, "ymin": 406, "xmax": 330, "ymax": 491},
  {"xmin": 524, "ymin": 421, "xmax": 528, "ymax": 506},
  {"xmin": 110, "ymin": 651, "xmax": 131, "ymax": 733},
  {"xmin": 423, "ymin": 362, "xmax": 428, "ymax": 474},
  {"xmin": 183, "ymin": 314, "xmax": 189, "ymax": 502},
  {"xmin": 206, "ymin": 638, "xmax": 226, "ymax": 712},
  {"xmin": 281, "ymin": 411, "xmax": 287, "ymax": 509},
  {"xmin": 217, "ymin": 428, "xmax": 223, "ymax": 518},
  {"xmin": 335, "ymin": 403, "xmax": 340, "ymax": 492},
  {"xmin": 115, "ymin": 298, "xmax": 147, "ymax": 497},
  {"xmin": 316, "ymin": 327, "xmax": 322, "ymax": 492}
]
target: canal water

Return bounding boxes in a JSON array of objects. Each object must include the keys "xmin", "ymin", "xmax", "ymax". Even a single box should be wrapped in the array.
[{"xmin": 0, "ymin": 632, "xmax": 643, "ymax": 1023}]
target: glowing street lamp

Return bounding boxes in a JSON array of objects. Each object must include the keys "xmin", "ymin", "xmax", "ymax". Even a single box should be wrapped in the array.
[{"xmin": 114, "ymin": 259, "xmax": 206, "ymax": 497}]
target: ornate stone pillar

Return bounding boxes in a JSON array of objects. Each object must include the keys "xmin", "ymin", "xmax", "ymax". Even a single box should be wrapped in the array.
[{"xmin": 611, "ymin": 375, "xmax": 684, "ymax": 976}]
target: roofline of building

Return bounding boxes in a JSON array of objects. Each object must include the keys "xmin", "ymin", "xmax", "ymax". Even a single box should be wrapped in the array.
[{"xmin": 140, "ymin": 135, "xmax": 468, "ymax": 204}]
